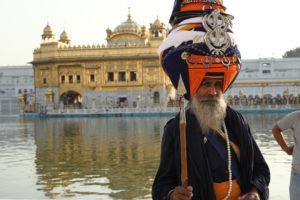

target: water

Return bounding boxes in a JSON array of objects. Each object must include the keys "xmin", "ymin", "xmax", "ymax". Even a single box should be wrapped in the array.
[{"xmin": 0, "ymin": 112, "xmax": 294, "ymax": 199}]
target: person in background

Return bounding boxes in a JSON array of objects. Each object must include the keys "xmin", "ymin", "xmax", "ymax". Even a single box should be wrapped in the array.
[{"xmin": 272, "ymin": 110, "xmax": 300, "ymax": 200}]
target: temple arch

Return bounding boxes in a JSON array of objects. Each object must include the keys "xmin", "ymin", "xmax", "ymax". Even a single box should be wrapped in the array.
[{"xmin": 60, "ymin": 90, "xmax": 82, "ymax": 107}]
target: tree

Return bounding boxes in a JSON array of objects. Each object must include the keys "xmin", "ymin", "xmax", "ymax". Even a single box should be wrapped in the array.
[{"xmin": 283, "ymin": 47, "xmax": 300, "ymax": 58}]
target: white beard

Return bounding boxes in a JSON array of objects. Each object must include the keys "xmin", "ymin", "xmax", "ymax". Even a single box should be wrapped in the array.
[{"xmin": 191, "ymin": 94, "xmax": 227, "ymax": 135}]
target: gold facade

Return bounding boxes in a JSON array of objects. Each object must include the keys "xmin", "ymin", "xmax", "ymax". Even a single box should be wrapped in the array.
[{"xmin": 32, "ymin": 13, "xmax": 173, "ymax": 108}]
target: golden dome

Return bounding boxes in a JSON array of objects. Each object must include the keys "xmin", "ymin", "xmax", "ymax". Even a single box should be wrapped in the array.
[
  {"xmin": 153, "ymin": 18, "xmax": 161, "ymax": 25},
  {"xmin": 59, "ymin": 30, "xmax": 70, "ymax": 44},
  {"xmin": 42, "ymin": 24, "xmax": 54, "ymax": 39},
  {"xmin": 114, "ymin": 12, "xmax": 141, "ymax": 33},
  {"xmin": 150, "ymin": 17, "xmax": 165, "ymax": 29}
]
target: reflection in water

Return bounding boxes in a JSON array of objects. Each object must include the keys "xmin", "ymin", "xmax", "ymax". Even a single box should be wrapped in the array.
[
  {"xmin": 34, "ymin": 117, "xmax": 169, "ymax": 199},
  {"xmin": 244, "ymin": 113, "xmax": 294, "ymax": 153},
  {"xmin": 0, "ymin": 112, "xmax": 295, "ymax": 199},
  {"xmin": 243, "ymin": 113, "xmax": 293, "ymax": 200}
]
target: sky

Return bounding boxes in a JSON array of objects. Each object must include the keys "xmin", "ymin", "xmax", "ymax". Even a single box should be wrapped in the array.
[{"xmin": 1, "ymin": 0, "xmax": 300, "ymax": 66}]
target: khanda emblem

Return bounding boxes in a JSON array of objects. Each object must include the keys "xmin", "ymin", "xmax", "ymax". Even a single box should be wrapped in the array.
[{"xmin": 203, "ymin": 10, "xmax": 233, "ymax": 56}]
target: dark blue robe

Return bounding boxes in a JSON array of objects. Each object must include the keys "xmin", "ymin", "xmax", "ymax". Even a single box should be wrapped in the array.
[
  {"xmin": 152, "ymin": 106, "xmax": 270, "ymax": 200},
  {"xmin": 169, "ymin": 0, "xmax": 181, "ymax": 23}
]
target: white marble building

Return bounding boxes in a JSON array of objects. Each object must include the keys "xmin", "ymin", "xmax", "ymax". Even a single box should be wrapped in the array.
[
  {"xmin": 227, "ymin": 57, "xmax": 300, "ymax": 99},
  {"xmin": 0, "ymin": 65, "xmax": 34, "ymax": 98},
  {"xmin": 0, "ymin": 65, "xmax": 34, "ymax": 113}
]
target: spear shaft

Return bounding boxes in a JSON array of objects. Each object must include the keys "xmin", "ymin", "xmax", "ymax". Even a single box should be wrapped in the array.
[
  {"xmin": 179, "ymin": 96, "xmax": 188, "ymax": 187},
  {"xmin": 177, "ymin": 75, "xmax": 188, "ymax": 187}
]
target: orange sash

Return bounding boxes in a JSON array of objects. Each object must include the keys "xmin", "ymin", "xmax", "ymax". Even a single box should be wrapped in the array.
[{"xmin": 213, "ymin": 179, "xmax": 241, "ymax": 200}]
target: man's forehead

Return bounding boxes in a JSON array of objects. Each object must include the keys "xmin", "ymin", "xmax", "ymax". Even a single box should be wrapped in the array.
[{"xmin": 202, "ymin": 78, "xmax": 223, "ymax": 83}]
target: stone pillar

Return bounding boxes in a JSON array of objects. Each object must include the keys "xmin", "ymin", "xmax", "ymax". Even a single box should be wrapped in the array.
[{"xmin": 92, "ymin": 97, "xmax": 96, "ymax": 109}]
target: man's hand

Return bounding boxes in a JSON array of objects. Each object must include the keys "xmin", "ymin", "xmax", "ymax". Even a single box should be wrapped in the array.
[
  {"xmin": 169, "ymin": 186, "xmax": 193, "ymax": 200},
  {"xmin": 237, "ymin": 192, "xmax": 260, "ymax": 200},
  {"xmin": 283, "ymin": 145, "xmax": 294, "ymax": 155},
  {"xmin": 272, "ymin": 124, "xmax": 293, "ymax": 155},
  {"xmin": 237, "ymin": 190, "xmax": 260, "ymax": 200}
]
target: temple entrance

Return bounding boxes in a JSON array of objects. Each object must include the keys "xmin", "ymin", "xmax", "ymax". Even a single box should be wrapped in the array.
[
  {"xmin": 60, "ymin": 91, "xmax": 82, "ymax": 108},
  {"xmin": 118, "ymin": 97, "xmax": 128, "ymax": 108}
]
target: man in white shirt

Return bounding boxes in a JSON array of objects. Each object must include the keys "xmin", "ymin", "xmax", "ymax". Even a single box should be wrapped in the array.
[{"xmin": 272, "ymin": 110, "xmax": 300, "ymax": 200}]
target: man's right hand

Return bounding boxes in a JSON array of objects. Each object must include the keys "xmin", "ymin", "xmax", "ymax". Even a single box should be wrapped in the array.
[
  {"xmin": 283, "ymin": 145, "xmax": 294, "ymax": 155},
  {"xmin": 169, "ymin": 186, "xmax": 193, "ymax": 200}
]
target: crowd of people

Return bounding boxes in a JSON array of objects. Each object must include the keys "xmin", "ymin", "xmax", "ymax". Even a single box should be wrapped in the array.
[{"xmin": 226, "ymin": 94, "xmax": 300, "ymax": 106}]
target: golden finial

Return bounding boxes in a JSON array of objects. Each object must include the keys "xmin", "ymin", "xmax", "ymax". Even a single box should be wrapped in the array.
[{"xmin": 128, "ymin": 7, "xmax": 131, "ymax": 20}]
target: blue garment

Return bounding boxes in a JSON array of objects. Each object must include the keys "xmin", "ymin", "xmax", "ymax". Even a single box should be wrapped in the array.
[
  {"xmin": 152, "ymin": 106, "xmax": 270, "ymax": 200},
  {"xmin": 169, "ymin": 0, "xmax": 181, "ymax": 23},
  {"xmin": 290, "ymin": 169, "xmax": 300, "ymax": 200},
  {"xmin": 205, "ymin": 130, "xmax": 240, "ymax": 184}
]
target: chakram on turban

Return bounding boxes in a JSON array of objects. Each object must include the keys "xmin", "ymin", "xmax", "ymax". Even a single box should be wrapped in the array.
[{"xmin": 159, "ymin": 0, "xmax": 241, "ymax": 99}]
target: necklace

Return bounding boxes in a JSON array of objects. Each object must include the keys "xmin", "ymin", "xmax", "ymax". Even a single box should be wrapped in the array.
[{"xmin": 222, "ymin": 121, "xmax": 232, "ymax": 200}]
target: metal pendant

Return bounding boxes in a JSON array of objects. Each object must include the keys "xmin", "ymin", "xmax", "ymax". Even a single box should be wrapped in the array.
[
  {"xmin": 181, "ymin": 52, "xmax": 191, "ymax": 60},
  {"xmin": 232, "ymin": 54, "xmax": 241, "ymax": 65},
  {"xmin": 201, "ymin": 56, "xmax": 212, "ymax": 67},
  {"xmin": 222, "ymin": 56, "xmax": 230, "ymax": 67},
  {"xmin": 203, "ymin": 10, "xmax": 232, "ymax": 56}
]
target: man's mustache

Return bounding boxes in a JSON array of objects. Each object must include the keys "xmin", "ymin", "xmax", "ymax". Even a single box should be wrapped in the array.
[{"xmin": 199, "ymin": 95, "xmax": 220, "ymax": 102}]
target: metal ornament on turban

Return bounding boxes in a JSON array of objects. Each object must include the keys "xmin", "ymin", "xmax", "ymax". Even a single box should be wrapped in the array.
[{"xmin": 159, "ymin": 0, "xmax": 241, "ymax": 99}]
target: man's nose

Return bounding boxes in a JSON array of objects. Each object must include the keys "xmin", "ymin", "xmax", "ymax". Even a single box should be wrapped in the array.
[{"xmin": 208, "ymin": 85, "xmax": 217, "ymax": 95}]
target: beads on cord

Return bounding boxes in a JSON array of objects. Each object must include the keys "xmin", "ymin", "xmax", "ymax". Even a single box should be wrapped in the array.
[{"xmin": 223, "ymin": 121, "xmax": 232, "ymax": 200}]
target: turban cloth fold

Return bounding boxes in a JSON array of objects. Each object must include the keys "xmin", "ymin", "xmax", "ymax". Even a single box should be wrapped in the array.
[{"xmin": 159, "ymin": 0, "xmax": 241, "ymax": 99}]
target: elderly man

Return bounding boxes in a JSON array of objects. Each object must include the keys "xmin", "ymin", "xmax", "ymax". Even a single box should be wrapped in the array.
[
  {"xmin": 152, "ymin": 0, "xmax": 270, "ymax": 199},
  {"xmin": 152, "ymin": 77, "xmax": 270, "ymax": 200}
]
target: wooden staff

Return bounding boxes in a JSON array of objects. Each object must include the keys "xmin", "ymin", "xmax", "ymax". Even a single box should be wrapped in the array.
[{"xmin": 177, "ymin": 75, "xmax": 188, "ymax": 187}]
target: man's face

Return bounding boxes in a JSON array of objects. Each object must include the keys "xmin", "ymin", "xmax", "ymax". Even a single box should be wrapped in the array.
[
  {"xmin": 191, "ymin": 78, "xmax": 226, "ymax": 133},
  {"xmin": 195, "ymin": 78, "xmax": 223, "ymax": 98}
]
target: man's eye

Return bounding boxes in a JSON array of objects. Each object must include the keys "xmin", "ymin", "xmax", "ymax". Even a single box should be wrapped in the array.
[
  {"xmin": 215, "ymin": 82, "xmax": 222, "ymax": 87},
  {"xmin": 203, "ymin": 82, "xmax": 210, "ymax": 86}
]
